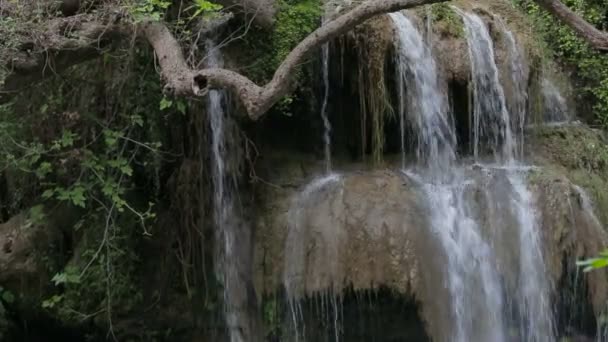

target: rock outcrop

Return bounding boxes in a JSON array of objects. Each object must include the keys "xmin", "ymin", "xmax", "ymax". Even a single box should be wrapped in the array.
[{"xmin": 252, "ymin": 125, "xmax": 608, "ymax": 339}]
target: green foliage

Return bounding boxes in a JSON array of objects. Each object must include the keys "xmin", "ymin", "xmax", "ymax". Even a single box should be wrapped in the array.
[
  {"xmin": 532, "ymin": 126, "xmax": 608, "ymax": 225},
  {"xmin": 430, "ymin": 3, "xmax": 464, "ymax": 37},
  {"xmin": 274, "ymin": 0, "xmax": 323, "ymax": 67},
  {"xmin": 186, "ymin": 0, "xmax": 223, "ymax": 20},
  {"xmin": 0, "ymin": 16, "xmax": 21, "ymax": 86},
  {"xmin": 242, "ymin": 0, "xmax": 322, "ymax": 84},
  {"xmin": 0, "ymin": 287, "xmax": 15, "ymax": 305},
  {"xmin": 577, "ymin": 250, "xmax": 608, "ymax": 272},
  {"xmin": 130, "ymin": 0, "xmax": 222, "ymax": 21},
  {"xmin": 0, "ymin": 47, "xmax": 173, "ymax": 329},
  {"xmin": 516, "ymin": 0, "xmax": 608, "ymax": 126},
  {"xmin": 263, "ymin": 298, "xmax": 281, "ymax": 338},
  {"xmin": 131, "ymin": 0, "xmax": 172, "ymax": 21}
]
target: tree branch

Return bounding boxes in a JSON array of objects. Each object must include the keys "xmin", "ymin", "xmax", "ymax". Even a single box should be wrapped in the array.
[
  {"xmin": 0, "ymin": 14, "xmax": 127, "ymax": 103},
  {"xmin": 533, "ymin": 0, "xmax": 608, "ymax": 51},
  {"xmin": 8, "ymin": 0, "xmax": 608, "ymax": 120},
  {"xmin": 143, "ymin": 0, "xmax": 447, "ymax": 120}
]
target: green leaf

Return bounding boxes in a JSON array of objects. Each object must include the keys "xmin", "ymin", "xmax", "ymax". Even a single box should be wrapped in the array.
[
  {"xmin": 131, "ymin": 114, "xmax": 144, "ymax": 127},
  {"xmin": 59, "ymin": 130, "xmax": 76, "ymax": 147},
  {"xmin": 28, "ymin": 205, "xmax": 45, "ymax": 224},
  {"xmin": 1, "ymin": 291, "xmax": 15, "ymax": 304},
  {"xmin": 41, "ymin": 189, "xmax": 55, "ymax": 199},
  {"xmin": 120, "ymin": 165, "xmax": 133, "ymax": 176},
  {"xmin": 176, "ymin": 100, "xmax": 187, "ymax": 115},
  {"xmin": 36, "ymin": 161, "xmax": 52, "ymax": 179},
  {"xmin": 577, "ymin": 256, "xmax": 608, "ymax": 272},
  {"xmin": 70, "ymin": 186, "xmax": 86, "ymax": 208},
  {"xmin": 104, "ymin": 130, "xmax": 119, "ymax": 148},
  {"xmin": 51, "ymin": 269, "xmax": 80, "ymax": 286},
  {"xmin": 42, "ymin": 295, "xmax": 63, "ymax": 309},
  {"xmin": 159, "ymin": 97, "xmax": 173, "ymax": 110}
]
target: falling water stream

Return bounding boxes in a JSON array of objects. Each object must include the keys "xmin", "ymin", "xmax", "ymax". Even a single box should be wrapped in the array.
[
  {"xmin": 541, "ymin": 78, "xmax": 570, "ymax": 123},
  {"xmin": 499, "ymin": 19, "xmax": 528, "ymax": 157},
  {"xmin": 454, "ymin": 8, "xmax": 516, "ymax": 162},
  {"xmin": 206, "ymin": 41, "xmax": 249, "ymax": 342},
  {"xmin": 457, "ymin": 9, "xmax": 555, "ymax": 341},
  {"xmin": 390, "ymin": 12, "xmax": 506, "ymax": 341},
  {"xmin": 391, "ymin": 9, "xmax": 554, "ymax": 341},
  {"xmin": 389, "ymin": 12, "xmax": 455, "ymax": 177},
  {"xmin": 283, "ymin": 173, "xmax": 342, "ymax": 341},
  {"xmin": 320, "ymin": 7, "xmax": 333, "ymax": 173},
  {"xmin": 320, "ymin": 40, "xmax": 332, "ymax": 173},
  {"xmin": 282, "ymin": 8, "xmax": 559, "ymax": 342}
]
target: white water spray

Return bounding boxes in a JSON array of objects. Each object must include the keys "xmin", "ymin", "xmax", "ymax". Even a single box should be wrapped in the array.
[
  {"xmin": 206, "ymin": 40, "xmax": 249, "ymax": 342},
  {"xmin": 389, "ymin": 12, "xmax": 455, "ymax": 177},
  {"xmin": 283, "ymin": 173, "xmax": 342, "ymax": 341},
  {"xmin": 455, "ymin": 10, "xmax": 555, "ymax": 341},
  {"xmin": 454, "ymin": 8, "xmax": 515, "ymax": 163},
  {"xmin": 320, "ymin": 11, "xmax": 333, "ymax": 173},
  {"xmin": 542, "ymin": 78, "xmax": 570, "ymax": 124},
  {"xmin": 391, "ymin": 12, "xmax": 506, "ymax": 341}
]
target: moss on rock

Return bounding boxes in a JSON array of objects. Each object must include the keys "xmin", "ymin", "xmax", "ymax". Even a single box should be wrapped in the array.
[{"xmin": 529, "ymin": 124, "xmax": 608, "ymax": 226}]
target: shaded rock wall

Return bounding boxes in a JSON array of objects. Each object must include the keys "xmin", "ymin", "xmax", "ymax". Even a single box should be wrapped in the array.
[{"xmin": 252, "ymin": 124, "xmax": 608, "ymax": 339}]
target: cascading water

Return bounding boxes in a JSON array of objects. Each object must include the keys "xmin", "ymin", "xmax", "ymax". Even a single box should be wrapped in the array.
[
  {"xmin": 499, "ymin": 19, "xmax": 528, "ymax": 158},
  {"xmin": 455, "ymin": 9, "xmax": 555, "ymax": 341},
  {"xmin": 508, "ymin": 171, "xmax": 555, "ymax": 341},
  {"xmin": 390, "ymin": 12, "xmax": 506, "ymax": 341},
  {"xmin": 541, "ymin": 78, "xmax": 570, "ymax": 124},
  {"xmin": 283, "ymin": 173, "xmax": 342, "ymax": 341},
  {"xmin": 282, "ymin": 8, "xmax": 559, "ymax": 342},
  {"xmin": 206, "ymin": 41, "xmax": 251, "ymax": 342},
  {"xmin": 319, "ymin": 2, "xmax": 335, "ymax": 173},
  {"xmin": 389, "ymin": 8, "xmax": 556, "ymax": 341},
  {"xmin": 320, "ymin": 38, "xmax": 332, "ymax": 172},
  {"xmin": 389, "ymin": 12, "xmax": 455, "ymax": 177},
  {"xmin": 453, "ymin": 8, "xmax": 515, "ymax": 162}
]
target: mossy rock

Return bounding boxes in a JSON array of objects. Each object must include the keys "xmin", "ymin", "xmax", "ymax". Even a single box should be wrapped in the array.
[{"xmin": 530, "ymin": 124, "xmax": 608, "ymax": 226}]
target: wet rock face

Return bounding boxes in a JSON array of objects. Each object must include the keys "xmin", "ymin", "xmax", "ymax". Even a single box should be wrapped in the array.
[
  {"xmin": 0, "ymin": 213, "xmax": 60, "ymax": 287},
  {"xmin": 253, "ymin": 164, "xmax": 608, "ymax": 340},
  {"xmin": 255, "ymin": 171, "xmax": 428, "ymax": 297},
  {"xmin": 217, "ymin": 0, "xmax": 276, "ymax": 28}
]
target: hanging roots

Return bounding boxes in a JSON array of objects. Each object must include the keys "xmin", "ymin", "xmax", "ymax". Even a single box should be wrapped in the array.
[{"xmin": 353, "ymin": 16, "xmax": 395, "ymax": 164}]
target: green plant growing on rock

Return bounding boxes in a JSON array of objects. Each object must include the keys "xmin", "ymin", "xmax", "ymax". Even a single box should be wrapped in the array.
[
  {"xmin": 430, "ymin": 3, "xmax": 464, "ymax": 37},
  {"xmin": 578, "ymin": 250, "xmax": 608, "ymax": 272},
  {"xmin": 516, "ymin": 0, "xmax": 608, "ymax": 126}
]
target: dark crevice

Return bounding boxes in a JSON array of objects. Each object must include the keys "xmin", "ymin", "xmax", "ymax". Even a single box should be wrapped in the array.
[
  {"xmin": 555, "ymin": 254, "xmax": 597, "ymax": 340},
  {"xmin": 449, "ymin": 79, "xmax": 472, "ymax": 156},
  {"xmin": 270, "ymin": 287, "xmax": 430, "ymax": 342}
]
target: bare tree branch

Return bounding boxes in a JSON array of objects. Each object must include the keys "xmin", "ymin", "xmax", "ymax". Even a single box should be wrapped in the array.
[
  {"xmin": 143, "ymin": 0, "xmax": 447, "ymax": 120},
  {"xmin": 533, "ymin": 0, "xmax": 608, "ymax": 51},
  {"xmin": 5, "ymin": 0, "xmax": 608, "ymax": 119},
  {"xmin": 0, "ymin": 14, "xmax": 127, "ymax": 102}
]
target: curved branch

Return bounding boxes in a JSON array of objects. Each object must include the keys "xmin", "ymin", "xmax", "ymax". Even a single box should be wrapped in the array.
[
  {"xmin": 533, "ymin": 0, "xmax": 608, "ymax": 51},
  {"xmin": 144, "ymin": 0, "xmax": 447, "ymax": 120},
  {"xmin": 4, "ymin": 0, "xmax": 608, "ymax": 119},
  {"xmin": 0, "ymin": 14, "xmax": 126, "ymax": 103}
]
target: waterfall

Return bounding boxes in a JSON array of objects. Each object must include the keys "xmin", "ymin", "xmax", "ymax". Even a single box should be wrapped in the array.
[
  {"xmin": 389, "ymin": 12, "xmax": 455, "ymax": 177},
  {"xmin": 320, "ymin": 7, "xmax": 333, "ymax": 173},
  {"xmin": 541, "ymin": 78, "xmax": 570, "ymax": 123},
  {"xmin": 320, "ymin": 42, "xmax": 332, "ymax": 172},
  {"xmin": 206, "ymin": 40, "xmax": 251, "ymax": 342},
  {"xmin": 454, "ymin": 8, "xmax": 515, "ymax": 163},
  {"xmin": 500, "ymin": 20, "xmax": 528, "ymax": 157},
  {"xmin": 283, "ymin": 173, "xmax": 342, "ymax": 341},
  {"xmin": 508, "ymin": 171, "xmax": 556, "ymax": 342},
  {"xmin": 280, "ymin": 8, "xmax": 560, "ymax": 341},
  {"xmin": 388, "ymin": 9, "xmax": 556, "ymax": 341},
  {"xmin": 455, "ymin": 10, "xmax": 555, "ymax": 341},
  {"xmin": 390, "ymin": 12, "xmax": 506, "ymax": 341}
]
